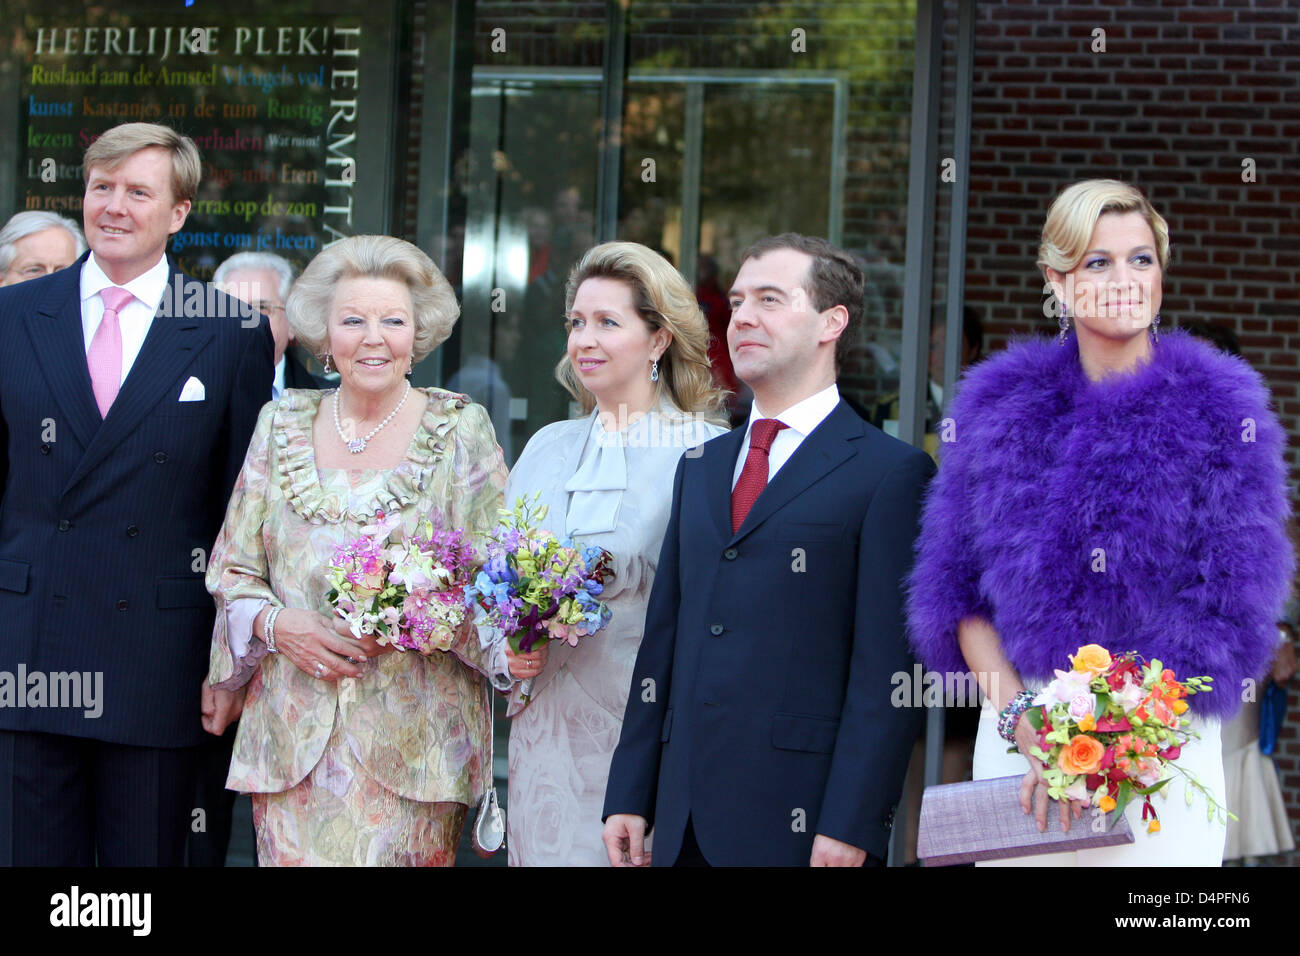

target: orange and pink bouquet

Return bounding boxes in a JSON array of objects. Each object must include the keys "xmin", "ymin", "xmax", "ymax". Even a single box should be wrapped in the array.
[{"xmin": 1021, "ymin": 644, "xmax": 1234, "ymax": 833}]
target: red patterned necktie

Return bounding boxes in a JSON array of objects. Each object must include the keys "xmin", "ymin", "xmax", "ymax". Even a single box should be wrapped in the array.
[
  {"xmin": 731, "ymin": 418, "xmax": 788, "ymax": 533},
  {"xmin": 88, "ymin": 286, "xmax": 133, "ymax": 418}
]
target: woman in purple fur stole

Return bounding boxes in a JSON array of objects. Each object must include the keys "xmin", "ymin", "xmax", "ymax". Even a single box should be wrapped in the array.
[{"xmin": 907, "ymin": 180, "xmax": 1294, "ymax": 866}]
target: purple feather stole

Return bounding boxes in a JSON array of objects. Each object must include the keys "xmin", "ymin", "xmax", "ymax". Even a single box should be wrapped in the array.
[{"xmin": 906, "ymin": 330, "xmax": 1295, "ymax": 720}]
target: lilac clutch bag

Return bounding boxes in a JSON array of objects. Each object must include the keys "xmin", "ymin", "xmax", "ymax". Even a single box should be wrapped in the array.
[{"xmin": 917, "ymin": 774, "xmax": 1134, "ymax": 866}]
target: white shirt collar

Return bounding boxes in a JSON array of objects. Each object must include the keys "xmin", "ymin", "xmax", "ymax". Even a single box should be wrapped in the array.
[
  {"xmin": 748, "ymin": 382, "xmax": 841, "ymax": 438},
  {"xmin": 81, "ymin": 252, "xmax": 171, "ymax": 312},
  {"xmin": 273, "ymin": 356, "xmax": 286, "ymax": 397}
]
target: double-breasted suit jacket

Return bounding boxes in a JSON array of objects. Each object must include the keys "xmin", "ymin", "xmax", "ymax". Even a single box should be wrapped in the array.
[
  {"xmin": 603, "ymin": 400, "xmax": 935, "ymax": 865},
  {"xmin": 0, "ymin": 252, "xmax": 274, "ymax": 747}
]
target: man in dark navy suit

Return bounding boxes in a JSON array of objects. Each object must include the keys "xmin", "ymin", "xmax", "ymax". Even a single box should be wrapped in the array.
[
  {"xmin": 602, "ymin": 234, "xmax": 934, "ymax": 866},
  {"xmin": 0, "ymin": 122, "xmax": 273, "ymax": 865}
]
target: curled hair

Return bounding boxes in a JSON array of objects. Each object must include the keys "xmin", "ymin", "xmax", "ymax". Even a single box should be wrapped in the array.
[
  {"xmin": 556, "ymin": 241, "xmax": 728, "ymax": 423},
  {"xmin": 1038, "ymin": 179, "xmax": 1170, "ymax": 278},
  {"xmin": 288, "ymin": 235, "xmax": 459, "ymax": 366},
  {"xmin": 82, "ymin": 122, "xmax": 202, "ymax": 203}
]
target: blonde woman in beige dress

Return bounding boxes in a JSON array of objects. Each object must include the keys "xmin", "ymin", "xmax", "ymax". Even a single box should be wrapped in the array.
[
  {"xmin": 203, "ymin": 236, "xmax": 513, "ymax": 866},
  {"xmin": 501, "ymin": 242, "xmax": 729, "ymax": 866}
]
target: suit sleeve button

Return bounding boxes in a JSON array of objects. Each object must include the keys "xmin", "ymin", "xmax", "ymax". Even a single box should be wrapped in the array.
[
  {"xmin": 723, "ymin": 548, "xmax": 738, "ymax": 560},
  {"xmin": 154, "ymin": 452, "xmax": 167, "ymax": 464},
  {"xmin": 126, "ymin": 525, "xmax": 139, "ymax": 537},
  {"xmin": 40, "ymin": 443, "xmax": 51, "ymax": 455},
  {"xmin": 709, "ymin": 624, "xmax": 724, "ymax": 636},
  {"xmin": 116, "ymin": 600, "xmax": 128, "ymax": 611},
  {"xmin": 57, "ymin": 519, "xmax": 71, "ymax": 532}
]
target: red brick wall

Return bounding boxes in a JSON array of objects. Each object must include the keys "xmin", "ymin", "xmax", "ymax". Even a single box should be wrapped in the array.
[{"xmin": 961, "ymin": 0, "xmax": 1300, "ymax": 846}]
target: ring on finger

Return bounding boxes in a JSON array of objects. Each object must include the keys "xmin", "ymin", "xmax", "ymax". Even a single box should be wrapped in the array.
[{"xmin": 314, "ymin": 661, "xmax": 325, "ymax": 678}]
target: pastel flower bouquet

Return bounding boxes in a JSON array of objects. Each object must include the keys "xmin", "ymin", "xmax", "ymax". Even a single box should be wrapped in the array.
[
  {"xmin": 325, "ymin": 512, "xmax": 477, "ymax": 654},
  {"xmin": 1021, "ymin": 644, "xmax": 1234, "ymax": 833},
  {"xmin": 464, "ymin": 494, "xmax": 614, "ymax": 654}
]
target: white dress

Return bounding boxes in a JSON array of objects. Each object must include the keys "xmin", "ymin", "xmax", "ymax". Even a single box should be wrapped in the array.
[
  {"xmin": 502, "ymin": 406, "xmax": 727, "ymax": 866},
  {"xmin": 972, "ymin": 681, "xmax": 1227, "ymax": 867},
  {"xmin": 1221, "ymin": 697, "xmax": 1295, "ymax": 860}
]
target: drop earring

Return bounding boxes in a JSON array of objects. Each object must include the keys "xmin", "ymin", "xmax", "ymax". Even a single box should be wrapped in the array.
[
  {"xmin": 650, "ymin": 359, "xmax": 659, "ymax": 383},
  {"xmin": 322, "ymin": 354, "xmax": 334, "ymax": 373},
  {"xmin": 1057, "ymin": 302, "xmax": 1070, "ymax": 345},
  {"xmin": 1150, "ymin": 312, "xmax": 1161, "ymax": 342}
]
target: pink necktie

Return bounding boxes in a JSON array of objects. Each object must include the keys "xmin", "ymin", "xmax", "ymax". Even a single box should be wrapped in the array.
[{"xmin": 88, "ymin": 286, "xmax": 132, "ymax": 418}]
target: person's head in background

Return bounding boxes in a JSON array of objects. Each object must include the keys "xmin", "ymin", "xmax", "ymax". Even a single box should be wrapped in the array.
[
  {"xmin": 214, "ymin": 252, "xmax": 295, "ymax": 365},
  {"xmin": 928, "ymin": 306, "xmax": 985, "ymax": 385},
  {"xmin": 0, "ymin": 211, "xmax": 86, "ymax": 286}
]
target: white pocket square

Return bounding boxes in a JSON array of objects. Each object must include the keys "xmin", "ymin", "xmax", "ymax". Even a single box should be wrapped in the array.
[{"xmin": 178, "ymin": 376, "xmax": 206, "ymax": 402}]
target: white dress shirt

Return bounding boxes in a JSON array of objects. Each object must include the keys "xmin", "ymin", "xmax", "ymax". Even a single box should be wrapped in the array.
[
  {"xmin": 79, "ymin": 252, "xmax": 171, "ymax": 387},
  {"xmin": 731, "ymin": 382, "xmax": 841, "ymax": 490},
  {"xmin": 272, "ymin": 357, "xmax": 286, "ymax": 400}
]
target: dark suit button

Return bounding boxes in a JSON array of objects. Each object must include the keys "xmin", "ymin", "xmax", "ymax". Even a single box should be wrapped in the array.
[
  {"xmin": 40, "ymin": 443, "xmax": 51, "ymax": 455},
  {"xmin": 709, "ymin": 623, "xmax": 724, "ymax": 636},
  {"xmin": 723, "ymin": 548, "xmax": 738, "ymax": 560},
  {"xmin": 126, "ymin": 525, "xmax": 139, "ymax": 537},
  {"xmin": 116, "ymin": 600, "xmax": 128, "ymax": 611},
  {"xmin": 57, "ymin": 519, "xmax": 71, "ymax": 532},
  {"xmin": 154, "ymin": 452, "xmax": 167, "ymax": 464}
]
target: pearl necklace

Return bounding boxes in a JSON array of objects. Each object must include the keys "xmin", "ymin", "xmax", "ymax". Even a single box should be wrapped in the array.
[{"xmin": 333, "ymin": 380, "xmax": 411, "ymax": 454}]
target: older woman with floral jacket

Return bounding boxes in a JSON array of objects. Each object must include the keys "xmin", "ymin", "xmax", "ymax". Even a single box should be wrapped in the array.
[{"xmin": 204, "ymin": 235, "xmax": 512, "ymax": 866}]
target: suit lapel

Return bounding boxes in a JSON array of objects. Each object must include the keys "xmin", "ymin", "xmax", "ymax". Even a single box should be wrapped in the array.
[
  {"xmin": 63, "ymin": 265, "xmax": 215, "ymax": 495},
  {"xmin": 707, "ymin": 425, "xmax": 747, "ymax": 544},
  {"xmin": 730, "ymin": 401, "xmax": 860, "ymax": 543},
  {"xmin": 24, "ymin": 258, "xmax": 102, "ymax": 451}
]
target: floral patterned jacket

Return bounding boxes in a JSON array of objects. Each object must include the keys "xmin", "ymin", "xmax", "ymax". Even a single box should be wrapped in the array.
[{"xmin": 206, "ymin": 388, "xmax": 508, "ymax": 804}]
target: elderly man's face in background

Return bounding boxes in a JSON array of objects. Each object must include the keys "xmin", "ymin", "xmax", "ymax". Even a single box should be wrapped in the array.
[
  {"xmin": 219, "ymin": 266, "xmax": 291, "ymax": 364},
  {"xmin": 0, "ymin": 227, "xmax": 79, "ymax": 286}
]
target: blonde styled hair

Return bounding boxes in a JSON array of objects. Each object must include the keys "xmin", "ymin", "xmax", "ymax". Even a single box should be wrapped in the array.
[
  {"xmin": 288, "ymin": 235, "xmax": 459, "ymax": 366},
  {"xmin": 82, "ymin": 123, "xmax": 202, "ymax": 203},
  {"xmin": 556, "ymin": 241, "xmax": 728, "ymax": 422},
  {"xmin": 1037, "ymin": 179, "xmax": 1170, "ymax": 278}
]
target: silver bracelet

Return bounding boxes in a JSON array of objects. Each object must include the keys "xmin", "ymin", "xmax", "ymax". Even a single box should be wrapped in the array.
[{"xmin": 264, "ymin": 606, "xmax": 283, "ymax": 653}]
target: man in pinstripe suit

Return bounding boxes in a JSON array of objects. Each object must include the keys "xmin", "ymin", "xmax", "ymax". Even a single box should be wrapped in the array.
[{"xmin": 0, "ymin": 123, "xmax": 273, "ymax": 865}]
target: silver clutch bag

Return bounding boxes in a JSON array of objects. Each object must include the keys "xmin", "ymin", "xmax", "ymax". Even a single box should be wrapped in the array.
[
  {"xmin": 473, "ymin": 786, "xmax": 505, "ymax": 856},
  {"xmin": 472, "ymin": 678, "xmax": 505, "ymax": 857}
]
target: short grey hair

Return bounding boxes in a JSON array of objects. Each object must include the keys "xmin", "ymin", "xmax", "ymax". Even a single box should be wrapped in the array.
[
  {"xmin": 287, "ymin": 235, "xmax": 459, "ymax": 366},
  {"xmin": 0, "ymin": 211, "xmax": 87, "ymax": 274},
  {"xmin": 213, "ymin": 252, "xmax": 295, "ymax": 302}
]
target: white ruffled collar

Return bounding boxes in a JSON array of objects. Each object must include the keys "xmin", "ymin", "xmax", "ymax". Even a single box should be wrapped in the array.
[{"xmin": 563, "ymin": 409, "xmax": 644, "ymax": 535}]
